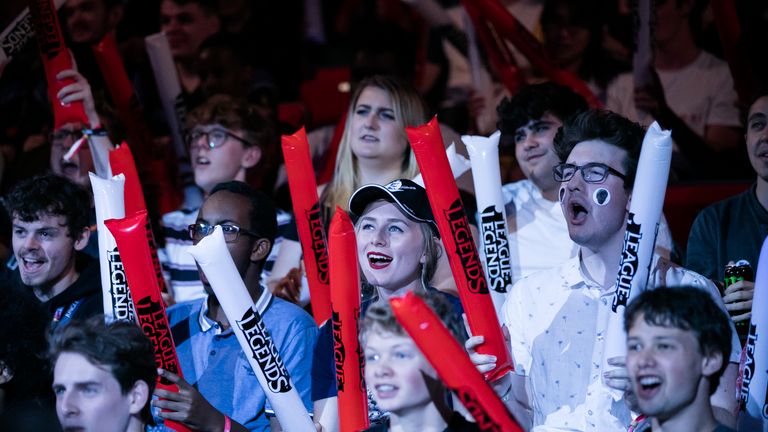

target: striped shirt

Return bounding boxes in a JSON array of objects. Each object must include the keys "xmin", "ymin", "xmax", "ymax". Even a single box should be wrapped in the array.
[{"xmin": 160, "ymin": 207, "xmax": 298, "ymax": 303}]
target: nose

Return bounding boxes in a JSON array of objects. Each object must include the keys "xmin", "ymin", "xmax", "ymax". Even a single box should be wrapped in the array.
[
  {"xmin": 373, "ymin": 362, "xmax": 394, "ymax": 378},
  {"xmin": 59, "ymin": 390, "xmax": 79, "ymax": 418},
  {"xmin": 363, "ymin": 114, "xmax": 378, "ymax": 130},
  {"xmin": 370, "ymin": 227, "xmax": 387, "ymax": 246},
  {"xmin": 635, "ymin": 348, "xmax": 656, "ymax": 369},
  {"xmin": 566, "ymin": 169, "xmax": 585, "ymax": 191},
  {"xmin": 522, "ymin": 133, "xmax": 538, "ymax": 151},
  {"xmin": 21, "ymin": 234, "xmax": 40, "ymax": 251}
]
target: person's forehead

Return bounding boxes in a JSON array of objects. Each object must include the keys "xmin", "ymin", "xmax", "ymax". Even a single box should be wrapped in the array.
[
  {"xmin": 566, "ymin": 139, "xmax": 626, "ymax": 165},
  {"xmin": 516, "ymin": 112, "xmax": 563, "ymax": 132},
  {"xmin": 628, "ymin": 316, "xmax": 693, "ymax": 340},
  {"xmin": 748, "ymin": 96, "xmax": 768, "ymax": 120},
  {"xmin": 365, "ymin": 329, "xmax": 414, "ymax": 349},
  {"xmin": 12, "ymin": 212, "xmax": 67, "ymax": 228},
  {"xmin": 54, "ymin": 352, "xmax": 115, "ymax": 384},
  {"xmin": 199, "ymin": 191, "xmax": 251, "ymax": 222}
]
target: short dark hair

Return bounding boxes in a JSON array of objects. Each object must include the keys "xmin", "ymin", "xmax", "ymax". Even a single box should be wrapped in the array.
[
  {"xmin": 49, "ymin": 317, "xmax": 157, "ymax": 424},
  {"xmin": 553, "ymin": 109, "xmax": 644, "ymax": 189},
  {"xmin": 360, "ymin": 292, "xmax": 466, "ymax": 347},
  {"xmin": 5, "ymin": 174, "xmax": 91, "ymax": 237},
  {"xmin": 497, "ymin": 82, "xmax": 588, "ymax": 134},
  {"xmin": 624, "ymin": 287, "xmax": 732, "ymax": 394},
  {"xmin": 163, "ymin": 0, "xmax": 218, "ymax": 15},
  {"xmin": 187, "ymin": 94, "xmax": 277, "ymax": 152},
  {"xmin": 209, "ymin": 181, "xmax": 277, "ymax": 260}
]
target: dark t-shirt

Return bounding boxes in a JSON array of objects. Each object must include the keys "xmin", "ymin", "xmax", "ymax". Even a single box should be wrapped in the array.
[
  {"xmin": 686, "ymin": 185, "xmax": 768, "ymax": 281},
  {"xmin": 363, "ymin": 412, "xmax": 480, "ymax": 431}
]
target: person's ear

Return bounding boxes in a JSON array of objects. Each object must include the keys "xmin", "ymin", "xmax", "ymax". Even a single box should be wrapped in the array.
[
  {"xmin": 701, "ymin": 349, "xmax": 724, "ymax": 378},
  {"xmin": 73, "ymin": 227, "xmax": 91, "ymax": 252},
  {"xmin": 250, "ymin": 238, "xmax": 271, "ymax": 262},
  {"xmin": 241, "ymin": 145, "xmax": 262, "ymax": 170},
  {"xmin": 127, "ymin": 380, "xmax": 150, "ymax": 415}
]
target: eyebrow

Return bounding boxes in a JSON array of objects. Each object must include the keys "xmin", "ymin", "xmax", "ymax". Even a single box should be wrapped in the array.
[
  {"xmin": 748, "ymin": 112, "xmax": 766, "ymax": 124},
  {"xmin": 358, "ymin": 216, "xmax": 411, "ymax": 225},
  {"xmin": 356, "ymin": 104, "xmax": 394, "ymax": 112},
  {"xmin": 196, "ymin": 218, "xmax": 238, "ymax": 226}
]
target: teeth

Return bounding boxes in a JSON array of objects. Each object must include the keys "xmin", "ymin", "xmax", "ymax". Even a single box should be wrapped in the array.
[
  {"xmin": 376, "ymin": 384, "xmax": 396, "ymax": 391},
  {"xmin": 639, "ymin": 377, "xmax": 661, "ymax": 386},
  {"xmin": 368, "ymin": 253, "xmax": 392, "ymax": 264}
]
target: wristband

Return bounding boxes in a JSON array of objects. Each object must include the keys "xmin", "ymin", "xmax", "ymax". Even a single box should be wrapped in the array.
[
  {"xmin": 83, "ymin": 128, "xmax": 109, "ymax": 137},
  {"xmin": 223, "ymin": 415, "xmax": 231, "ymax": 432}
]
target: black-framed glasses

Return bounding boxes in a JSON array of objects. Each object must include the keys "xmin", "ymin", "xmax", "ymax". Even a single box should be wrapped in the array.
[
  {"xmin": 553, "ymin": 162, "xmax": 627, "ymax": 184},
  {"xmin": 185, "ymin": 127, "xmax": 252, "ymax": 150},
  {"xmin": 188, "ymin": 223, "xmax": 260, "ymax": 243},
  {"xmin": 50, "ymin": 129, "xmax": 82, "ymax": 144}
]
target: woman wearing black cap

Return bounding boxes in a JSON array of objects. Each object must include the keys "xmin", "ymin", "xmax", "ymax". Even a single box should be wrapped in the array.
[{"xmin": 349, "ymin": 179, "xmax": 463, "ymax": 316}]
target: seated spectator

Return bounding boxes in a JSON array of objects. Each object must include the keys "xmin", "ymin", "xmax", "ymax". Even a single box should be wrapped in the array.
[
  {"xmin": 606, "ymin": 0, "xmax": 743, "ymax": 179},
  {"xmin": 625, "ymin": 287, "xmax": 735, "ymax": 432},
  {"xmin": 5, "ymin": 174, "xmax": 102, "ymax": 329},
  {"xmin": 361, "ymin": 294, "xmax": 478, "ymax": 431},
  {"xmin": 160, "ymin": 94, "xmax": 299, "ymax": 303},
  {"xmin": 686, "ymin": 92, "xmax": 767, "ymax": 339},
  {"xmin": 156, "ymin": 181, "xmax": 317, "ymax": 431},
  {"xmin": 50, "ymin": 318, "xmax": 157, "ymax": 432}
]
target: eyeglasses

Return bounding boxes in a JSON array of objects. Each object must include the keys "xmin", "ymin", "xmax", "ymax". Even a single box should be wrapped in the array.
[
  {"xmin": 185, "ymin": 127, "xmax": 252, "ymax": 150},
  {"xmin": 188, "ymin": 223, "xmax": 260, "ymax": 243},
  {"xmin": 50, "ymin": 129, "xmax": 82, "ymax": 144},
  {"xmin": 553, "ymin": 162, "xmax": 627, "ymax": 184}
]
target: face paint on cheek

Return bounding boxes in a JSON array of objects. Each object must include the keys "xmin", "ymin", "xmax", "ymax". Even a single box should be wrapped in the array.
[
  {"xmin": 593, "ymin": 188, "xmax": 611, "ymax": 206},
  {"xmin": 559, "ymin": 186, "xmax": 566, "ymax": 203}
]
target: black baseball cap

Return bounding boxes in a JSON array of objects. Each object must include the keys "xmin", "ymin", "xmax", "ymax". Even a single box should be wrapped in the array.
[{"xmin": 348, "ymin": 179, "xmax": 439, "ymax": 237}]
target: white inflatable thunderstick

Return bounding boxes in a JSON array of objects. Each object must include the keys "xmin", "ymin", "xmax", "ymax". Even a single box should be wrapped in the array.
[
  {"xmin": 187, "ymin": 227, "xmax": 314, "ymax": 431},
  {"xmin": 602, "ymin": 122, "xmax": 672, "ymax": 392},
  {"xmin": 738, "ymin": 237, "xmax": 768, "ymax": 432},
  {"xmin": 464, "ymin": 131, "xmax": 512, "ymax": 315},
  {"xmin": 90, "ymin": 173, "xmax": 135, "ymax": 322}
]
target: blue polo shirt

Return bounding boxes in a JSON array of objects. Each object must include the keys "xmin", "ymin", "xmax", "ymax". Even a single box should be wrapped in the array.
[{"xmin": 167, "ymin": 288, "xmax": 317, "ymax": 431}]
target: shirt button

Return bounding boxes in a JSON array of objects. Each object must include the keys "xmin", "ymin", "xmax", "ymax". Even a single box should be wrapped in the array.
[{"xmin": 210, "ymin": 350, "xmax": 216, "ymax": 356}]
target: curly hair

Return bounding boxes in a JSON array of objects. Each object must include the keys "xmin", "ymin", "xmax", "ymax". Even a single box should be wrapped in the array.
[
  {"xmin": 497, "ymin": 82, "xmax": 588, "ymax": 135},
  {"xmin": 49, "ymin": 317, "xmax": 157, "ymax": 425},
  {"xmin": 4, "ymin": 174, "xmax": 91, "ymax": 237},
  {"xmin": 624, "ymin": 287, "xmax": 733, "ymax": 395},
  {"xmin": 553, "ymin": 109, "xmax": 644, "ymax": 189},
  {"xmin": 187, "ymin": 93, "xmax": 277, "ymax": 152}
]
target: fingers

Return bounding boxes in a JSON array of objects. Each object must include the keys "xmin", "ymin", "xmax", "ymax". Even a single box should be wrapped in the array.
[
  {"xmin": 465, "ymin": 336, "xmax": 497, "ymax": 372},
  {"xmin": 464, "ymin": 335, "xmax": 484, "ymax": 351},
  {"xmin": 731, "ymin": 311, "xmax": 752, "ymax": 322},
  {"xmin": 56, "ymin": 69, "xmax": 82, "ymax": 81},
  {"xmin": 603, "ymin": 368, "xmax": 630, "ymax": 392},
  {"xmin": 157, "ymin": 368, "xmax": 188, "ymax": 389},
  {"xmin": 606, "ymin": 356, "xmax": 626, "ymax": 367},
  {"xmin": 154, "ymin": 388, "xmax": 186, "ymax": 401},
  {"xmin": 723, "ymin": 280, "xmax": 754, "ymax": 296},
  {"xmin": 723, "ymin": 299, "xmax": 753, "ymax": 312},
  {"xmin": 152, "ymin": 397, "xmax": 189, "ymax": 413}
]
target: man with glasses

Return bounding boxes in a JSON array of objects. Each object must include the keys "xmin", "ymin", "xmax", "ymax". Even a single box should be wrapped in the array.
[
  {"xmin": 160, "ymin": 94, "xmax": 300, "ymax": 304},
  {"xmin": 157, "ymin": 181, "xmax": 317, "ymax": 431},
  {"xmin": 498, "ymin": 83, "xmax": 673, "ymax": 285},
  {"xmin": 468, "ymin": 110, "xmax": 740, "ymax": 430}
]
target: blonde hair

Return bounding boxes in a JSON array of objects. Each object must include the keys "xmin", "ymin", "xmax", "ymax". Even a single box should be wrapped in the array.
[{"xmin": 320, "ymin": 76, "xmax": 427, "ymax": 218}]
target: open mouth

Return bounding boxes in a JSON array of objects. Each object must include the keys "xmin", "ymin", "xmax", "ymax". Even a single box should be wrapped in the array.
[
  {"xmin": 61, "ymin": 160, "xmax": 79, "ymax": 176},
  {"xmin": 374, "ymin": 383, "xmax": 398, "ymax": 398},
  {"xmin": 367, "ymin": 252, "xmax": 392, "ymax": 269},
  {"xmin": 20, "ymin": 256, "xmax": 45, "ymax": 273},
  {"xmin": 194, "ymin": 156, "xmax": 210, "ymax": 166},
  {"xmin": 636, "ymin": 375, "xmax": 662, "ymax": 399},
  {"xmin": 359, "ymin": 134, "xmax": 378, "ymax": 143},
  {"xmin": 569, "ymin": 201, "xmax": 589, "ymax": 224}
]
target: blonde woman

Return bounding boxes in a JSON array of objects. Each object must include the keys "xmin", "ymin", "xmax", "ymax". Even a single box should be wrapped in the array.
[{"xmin": 318, "ymin": 75, "xmax": 427, "ymax": 222}]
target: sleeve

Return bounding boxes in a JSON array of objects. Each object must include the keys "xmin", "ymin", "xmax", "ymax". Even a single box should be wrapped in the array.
[
  {"xmin": 277, "ymin": 210, "xmax": 300, "ymax": 242},
  {"xmin": 685, "ymin": 207, "xmax": 721, "ymax": 281},
  {"xmin": 502, "ymin": 282, "xmax": 532, "ymax": 375},
  {"xmin": 264, "ymin": 321, "xmax": 319, "ymax": 416},
  {"xmin": 706, "ymin": 65, "xmax": 742, "ymax": 127},
  {"xmin": 311, "ymin": 321, "xmax": 338, "ymax": 401}
]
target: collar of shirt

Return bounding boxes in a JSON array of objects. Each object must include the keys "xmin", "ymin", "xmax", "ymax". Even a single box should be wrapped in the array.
[
  {"xmin": 197, "ymin": 285, "xmax": 274, "ymax": 333},
  {"xmin": 559, "ymin": 251, "xmax": 618, "ymax": 297}
]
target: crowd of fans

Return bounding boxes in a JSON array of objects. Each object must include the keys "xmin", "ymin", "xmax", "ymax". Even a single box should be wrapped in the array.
[{"xmin": 0, "ymin": 0, "xmax": 766, "ymax": 431}]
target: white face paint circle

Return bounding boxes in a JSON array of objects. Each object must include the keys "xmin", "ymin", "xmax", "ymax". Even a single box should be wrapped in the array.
[
  {"xmin": 559, "ymin": 186, "xmax": 566, "ymax": 203},
  {"xmin": 593, "ymin": 188, "xmax": 611, "ymax": 206}
]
